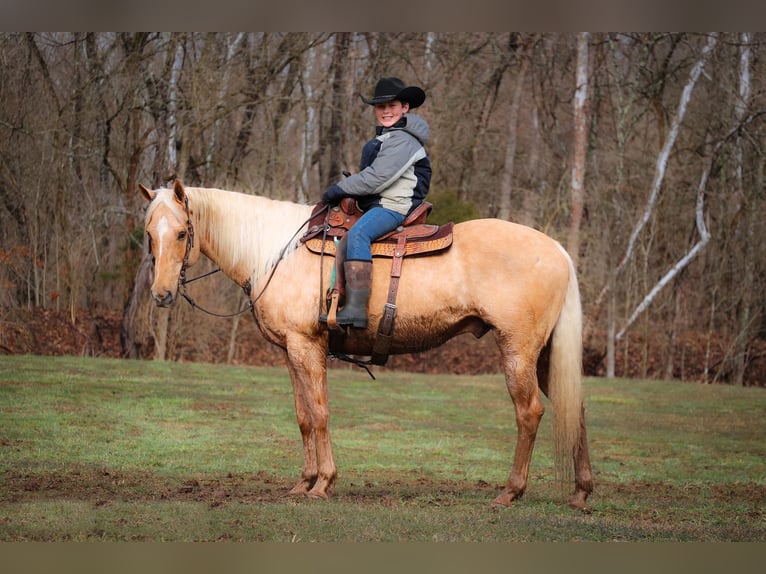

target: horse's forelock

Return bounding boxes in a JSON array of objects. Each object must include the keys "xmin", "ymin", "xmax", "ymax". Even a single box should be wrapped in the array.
[{"xmin": 145, "ymin": 187, "xmax": 182, "ymax": 223}]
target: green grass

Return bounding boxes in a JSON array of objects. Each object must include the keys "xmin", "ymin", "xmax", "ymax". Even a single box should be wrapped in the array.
[{"xmin": 1, "ymin": 355, "xmax": 764, "ymax": 541}]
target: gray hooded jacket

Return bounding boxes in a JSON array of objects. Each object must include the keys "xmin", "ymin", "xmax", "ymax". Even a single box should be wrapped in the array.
[{"xmin": 336, "ymin": 113, "xmax": 431, "ymax": 215}]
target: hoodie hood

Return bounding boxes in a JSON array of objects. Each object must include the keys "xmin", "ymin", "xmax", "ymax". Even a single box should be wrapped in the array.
[{"xmin": 378, "ymin": 113, "xmax": 430, "ymax": 146}]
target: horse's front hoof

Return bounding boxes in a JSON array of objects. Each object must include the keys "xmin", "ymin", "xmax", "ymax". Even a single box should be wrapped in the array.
[
  {"xmin": 568, "ymin": 491, "xmax": 593, "ymax": 513},
  {"xmin": 306, "ymin": 488, "xmax": 329, "ymax": 500},
  {"xmin": 491, "ymin": 488, "xmax": 523, "ymax": 508},
  {"xmin": 289, "ymin": 479, "xmax": 313, "ymax": 496}
]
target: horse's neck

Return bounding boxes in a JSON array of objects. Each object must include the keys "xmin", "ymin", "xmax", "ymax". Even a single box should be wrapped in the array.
[{"xmin": 186, "ymin": 187, "xmax": 313, "ymax": 287}]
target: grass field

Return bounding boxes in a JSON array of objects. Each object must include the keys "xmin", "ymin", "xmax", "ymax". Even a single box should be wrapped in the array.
[{"xmin": 0, "ymin": 355, "xmax": 764, "ymax": 541}]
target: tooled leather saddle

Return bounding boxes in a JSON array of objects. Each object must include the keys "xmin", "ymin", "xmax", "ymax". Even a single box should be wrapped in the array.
[{"xmin": 300, "ymin": 198, "xmax": 454, "ymax": 366}]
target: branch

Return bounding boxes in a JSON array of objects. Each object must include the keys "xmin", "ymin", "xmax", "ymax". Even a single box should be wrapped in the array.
[
  {"xmin": 25, "ymin": 33, "xmax": 62, "ymax": 115},
  {"xmin": 614, "ymin": 107, "xmax": 765, "ymax": 340},
  {"xmin": 616, "ymin": 155, "xmax": 712, "ymax": 340},
  {"xmin": 590, "ymin": 33, "xmax": 718, "ymax": 320}
]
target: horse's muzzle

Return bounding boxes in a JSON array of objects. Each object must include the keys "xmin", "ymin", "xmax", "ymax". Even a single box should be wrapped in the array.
[{"xmin": 152, "ymin": 290, "xmax": 176, "ymax": 307}]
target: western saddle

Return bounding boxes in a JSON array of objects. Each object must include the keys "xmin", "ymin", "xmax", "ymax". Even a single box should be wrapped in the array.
[{"xmin": 300, "ymin": 198, "xmax": 453, "ymax": 366}]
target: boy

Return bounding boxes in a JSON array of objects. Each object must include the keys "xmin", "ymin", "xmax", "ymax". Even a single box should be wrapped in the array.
[{"xmin": 321, "ymin": 77, "xmax": 431, "ymax": 328}]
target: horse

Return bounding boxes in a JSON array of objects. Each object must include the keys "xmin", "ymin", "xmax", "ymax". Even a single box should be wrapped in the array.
[{"xmin": 138, "ymin": 179, "xmax": 594, "ymax": 511}]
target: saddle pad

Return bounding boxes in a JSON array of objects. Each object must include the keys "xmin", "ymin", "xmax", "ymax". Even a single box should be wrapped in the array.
[{"xmin": 304, "ymin": 222, "xmax": 454, "ymax": 258}]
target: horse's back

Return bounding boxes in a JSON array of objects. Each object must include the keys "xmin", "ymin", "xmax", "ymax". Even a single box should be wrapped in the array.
[
  {"xmin": 427, "ymin": 218, "xmax": 571, "ymax": 293},
  {"xmin": 370, "ymin": 218, "xmax": 572, "ymax": 342},
  {"xmin": 454, "ymin": 218, "xmax": 567, "ymax": 261}
]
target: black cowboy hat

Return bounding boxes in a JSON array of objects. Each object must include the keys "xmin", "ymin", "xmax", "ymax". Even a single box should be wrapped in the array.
[{"xmin": 359, "ymin": 77, "xmax": 426, "ymax": 109}]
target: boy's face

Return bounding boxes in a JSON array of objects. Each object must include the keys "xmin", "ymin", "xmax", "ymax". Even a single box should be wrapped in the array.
[{"xmin": 374, "ymin": 100, "xmax": 410, "ymax": 128}]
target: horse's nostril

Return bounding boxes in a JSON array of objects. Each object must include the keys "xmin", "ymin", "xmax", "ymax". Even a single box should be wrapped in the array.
[{"xmin": 152, "ymin": 291, "xmax": 175, "ymax": 307}]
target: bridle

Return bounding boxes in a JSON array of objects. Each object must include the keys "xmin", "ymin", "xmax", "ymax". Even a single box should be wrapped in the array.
[
  {"xmin": 170, "ymin": 193, "xmax": 253, "ymax": 319},
  {"xmin": 178, "ymin": 194, "xmax": 195, "ymax": 289}
]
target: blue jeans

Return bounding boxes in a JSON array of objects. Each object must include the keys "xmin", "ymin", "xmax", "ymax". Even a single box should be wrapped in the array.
[{"xmin": 346, "ymin": 206, "xmax": 406, "ymax": 261}]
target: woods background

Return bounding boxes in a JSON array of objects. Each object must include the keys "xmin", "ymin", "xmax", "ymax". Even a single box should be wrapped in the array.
[{"xmin": 0, "ymin": 32, "xmax": 764, "ymax": 385}]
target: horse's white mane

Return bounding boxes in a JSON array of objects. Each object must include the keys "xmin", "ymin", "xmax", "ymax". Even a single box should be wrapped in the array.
[{"xmin": 148, "ymin": 186, "xmax": 314, "ymax": 281}]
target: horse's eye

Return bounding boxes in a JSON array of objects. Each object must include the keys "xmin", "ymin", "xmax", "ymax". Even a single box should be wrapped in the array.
[{"xmin": 178, "ymin": 231, "xmax": 187, "ymax": 241}]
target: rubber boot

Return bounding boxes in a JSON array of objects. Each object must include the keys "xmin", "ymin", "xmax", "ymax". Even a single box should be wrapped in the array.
[{"xmin": 334, "ymin": 260, "xmax": 372, "ymax": 329}]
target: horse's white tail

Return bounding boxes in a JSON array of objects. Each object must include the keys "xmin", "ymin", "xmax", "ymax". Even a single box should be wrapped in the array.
[{"xmin": 547, "ymin": 249, "xmax": 583, "ymax": 484}]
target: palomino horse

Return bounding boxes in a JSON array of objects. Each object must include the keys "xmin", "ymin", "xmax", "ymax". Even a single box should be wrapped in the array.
[{"xmin": 139, "ymin": 180, "xmax": 594, "ymax": 510}]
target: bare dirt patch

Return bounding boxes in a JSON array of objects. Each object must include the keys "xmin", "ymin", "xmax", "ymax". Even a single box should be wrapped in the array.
[
  {"xmin": 2, "ymin": 467, "xmax": 500, "ymax": 508},
  {"xmin": 4, "ymin": 467, "xmax": 765, "ymax": 516}
]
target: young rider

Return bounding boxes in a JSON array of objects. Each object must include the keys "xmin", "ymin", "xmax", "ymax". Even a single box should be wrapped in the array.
[{"xmin": 321, "ymin": 77, "xmax": 431, "ymax": 328}]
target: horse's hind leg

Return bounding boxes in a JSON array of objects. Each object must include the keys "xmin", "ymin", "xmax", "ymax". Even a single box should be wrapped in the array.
[
  {"xmin": 569, "ymin": 402, "xmax": 594, "ymax": 511},
  {"xmin": 537, "ymin": 344, "xmax": 594, "ymax": 511},
  {"xmin": 493, "ymin": 339, "xmax": 545, "ymax": 507}
]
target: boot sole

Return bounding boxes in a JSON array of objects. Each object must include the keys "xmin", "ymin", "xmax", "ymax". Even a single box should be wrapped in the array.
[{"xmin": 318, "ymin": 315, "xmax": 367, "ymax": 329}]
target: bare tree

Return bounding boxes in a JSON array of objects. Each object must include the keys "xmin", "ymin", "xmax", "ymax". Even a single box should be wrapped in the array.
[
  {"xmin": 589, "ymin": 33, "xmax": 718, "ymax": 375},
  {"xmin": 326, "ymin": 33, "xmax": 351, "ymax": 187},
  {"xmin": 166, "ymin": 33, "xmax": 185, "ymax": 176},
  {"xmin": 496, "ymin": 34, "xmax": 531, "ymax": 223},
  {"xmin": 204, "ymin": 33, "xmax": 246, "ymax": 183},
  {"xmin": 731, "ymin": 33, "xmax": 755, "ymax": 385},
  {"xmin": 566, "ymin": 32, "xmax": 589, "ymax": 269}
]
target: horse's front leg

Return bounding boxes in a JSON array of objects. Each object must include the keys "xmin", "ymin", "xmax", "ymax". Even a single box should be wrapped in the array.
[
  {"xmin": 284, "ymin": 337, "xmax": 336, "ymax": 499},
  {"xmin": 285, "ymin": 357, "xmax": 318, "ymax": 496}
]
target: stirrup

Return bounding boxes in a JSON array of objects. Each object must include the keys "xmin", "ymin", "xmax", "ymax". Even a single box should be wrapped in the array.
[{"xmin": 319, "ymin": 290, "xmax": 340, "ymax": 329}]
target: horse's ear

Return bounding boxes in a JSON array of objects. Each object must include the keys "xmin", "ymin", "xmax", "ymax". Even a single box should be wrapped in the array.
[
  {"xmin": 172, "ymin": 179, "xmax": 186, "ymax": 205},
  {"xmin": 138, "ymin": 183, "xmax": 155, "ymax": 202}
]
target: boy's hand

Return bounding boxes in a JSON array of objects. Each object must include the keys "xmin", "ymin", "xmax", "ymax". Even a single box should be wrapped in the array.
[{"xmin": 321, "ymin": 184, "xmax": 345, "ymax": 205}]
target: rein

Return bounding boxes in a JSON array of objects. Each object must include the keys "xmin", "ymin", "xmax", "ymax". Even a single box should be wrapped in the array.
[
  {"xmin": 177, "ymin": 200, "xmax": 328, "ymax": 320},
  {"xmin": 174, "ymin": 197, "xmax": 375, "ymax": 379},
  {"xmin": 175, "ymin": 193, "xmax": 253, "ymax": 319}
]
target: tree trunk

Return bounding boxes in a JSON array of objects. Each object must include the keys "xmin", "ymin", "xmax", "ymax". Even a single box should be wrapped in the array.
[
  {"xmin": 229, "ymin": 34, "xmax": 265, "ymax": 181},
  {"xmin": 205, "ymin": 32, "xmax": 246, "ymax": 182},
  {"xmin": 120, "ymin": 251, "xmax": 156, "ymax": 358},
  {"xmin": 166, "ymin": 33, "xmax": 185, "ymax": 176},
  {"xmin": 153, "ymin": 307, "xmax": 171, "ymax": 361},
  {"xmin": 566, "ymin": 32, "xmax": 589, "ymax": 269},
  {"xmin": 326, "ymin": 32, "xmax": 350, "ymax": 187},
  {"xmin": 496, "ymin": 58, "xmax": 528, "ymax": 221},
  {"xmin": 299, "ymin": 47, "xmax": 318, "ymax": 203},
  {"xmin": 732, "ymin": 33, "xmax": 753, "ymax": 386},
  {"xmin": 227, "ymin": 308, "xmax": 243, "ymax": 364}
]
